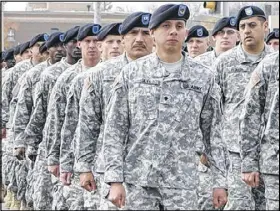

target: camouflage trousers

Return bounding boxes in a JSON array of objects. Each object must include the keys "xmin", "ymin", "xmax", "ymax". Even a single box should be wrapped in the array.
[
  {"xmin": 262, "ymin": 173, "xmax": 279, "ymax": 210},
  {"xmin": 32, "ymin": 155, "xmax": 53, "ymax": 210},
  {"xmin": 51, "ymin": 174, "xmax": 68, "ymax": 210},
  {"xmin": 224, "ymin": 152, "xmax": 266, "ymax": 210},
  {"xmin": 197, "ymin": 161, "xmax": 216, "ymax": 210},
  {"xmin": 63, "ymin": 173, "xmax": 84, "ymax": 210},
  {"xmin": 123, "ymin": 183, "xmax": 198, "ymax": 210}
]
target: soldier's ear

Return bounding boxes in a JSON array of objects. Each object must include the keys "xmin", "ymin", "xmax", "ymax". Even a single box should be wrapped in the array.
[{"xmin": 185, "ymin": 29, "xmax": 189, "ymax": 39}]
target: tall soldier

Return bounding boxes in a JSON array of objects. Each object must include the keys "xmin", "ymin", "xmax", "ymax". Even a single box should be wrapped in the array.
[
  {"xmin": 185, "ymin": 25, "xmax": 209, "ymax": 58},
  {"xmin": 75, "ymin": 13, "xmax": 154, "ymax": 210},
  {"xmin": 240, "ymin": 51, "xmax": 279, "ymax": 211},
  {"xmin": 214, "ymin": 6, "xmax": 273, "ymax": 210},
  {"xmin": 266, "ymin": 30, "xmax": 279, "ymax": 51},
  {"xmin": 19, "ymin": 30, "xmax": 70, "ymax": 210},
  {"xmin": 195, "ymin": 16, "xmax": 239, "ymax": 67},
  {"xmin": 193, "ymin": 16, "xmax": 239, "ymax": 210},
  {"xmin": 44, "ymin": 23, "xmax": 101, "ymax": 210},
  {"xmin": 47, "ymin": 22, "xmax": 123, "ymax": 210},
  {"xmin": 102, "ymin": 4, "xmax": 227, "ymax": 210}
]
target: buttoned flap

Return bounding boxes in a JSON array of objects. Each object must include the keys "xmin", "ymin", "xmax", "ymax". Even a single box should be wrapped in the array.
[
  {"xmin": 172, "ymin": 80, "xmax": 204, "ymax": 123},
  {"xmin": 129, "ymin": 78, "xmax": 161, "ymax": 120}
]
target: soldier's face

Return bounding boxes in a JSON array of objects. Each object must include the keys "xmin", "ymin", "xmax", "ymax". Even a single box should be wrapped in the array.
[
  {"xmin": 14, "ymin": 54, "xmax": 22, "ymax": 63},
  {"xmin": 213, "ymin": 27, "xmax": 239, "ymax": 52},
  {"xmin": 98, "ymin": 35, "xmax": 124, "ymax": 61},
  {"xmin": 267, "ymin": 39, "xmax": 279, "ymax": 51},
  {"xmin": 123, "ymin": 27, "xmax": 153, "ymax": 60},
  {"xmin": 78, "ymin": 36, "xmax": 100, "ymax": 60},
  {"xmin": 31, "ymin": 42, "xmax": 45, "ymax": 62},
  {"xmin": 65, "ymin": 39, "xmax": 81, "ymax": 59},
  {"xmin": 186, "ymin": 37, "xmax": 209, "ymax": 58},
  {"xmin": 48, "ymin": 43, "xmax": 66, "ymax": 63},
  {"xmin": 239, "ymin": 17, "xmax": 268, "ymax": 48},
  {"xmin": 152, "ymin": 20, "xmax": 187, "ymax": 54},
  {"xmin": 21, "ymin": 49, "xmax": 32, "ymax": 60}
]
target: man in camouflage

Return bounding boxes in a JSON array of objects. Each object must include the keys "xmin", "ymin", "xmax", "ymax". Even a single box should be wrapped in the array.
[
  {"xmin": 193, "ymin": 16, "xmax": 239, "ymax": 210},
  {"xmin": 240, "ymin": 51, "xmax": 279, "ymax": 210},
  {"xmin": 214, "ymin": 5, "xmax": 273, "ymax": 210},
  {"xmin": 265, "ymin": 30, "xmax": 279, "ymax": 51},
  {"xmin": 195, "ymin": 16, "xmax": 239, "ymax": 67},
  {"xmin": 185, "ymin": 25, "xmax": 209, "ymax": 58},
  {"xmin": 101, "ymin": 4, "xmax": 227, "ymax": 210},
  {"xmin": 54, "ymin": 22, "xmax": 124, "ymax": 210},
  {"xmin": 75, "ymin": 13, "xmax": 153, "ymax": 210},
  {"xmin": 20, "ymin": 30, "xmax": 71, "ymax": 210},
  {"xmin": 2, "ymin": 35, "xmax": 46, "ymax": 210},
  {"xmin": 45, "ymin": 23, "xmax": 101, "ymax": 210}
]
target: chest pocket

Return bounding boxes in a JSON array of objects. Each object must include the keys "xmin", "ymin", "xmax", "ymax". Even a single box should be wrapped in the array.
[{"xmin": 129, "ymin": 79, "xmax": 160, "ymax": 120}]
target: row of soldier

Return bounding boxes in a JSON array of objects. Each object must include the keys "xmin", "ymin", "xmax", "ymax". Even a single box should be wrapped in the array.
[{"xmin": 1, "ymin": 3, "xmax": 279, "ymax": 210}]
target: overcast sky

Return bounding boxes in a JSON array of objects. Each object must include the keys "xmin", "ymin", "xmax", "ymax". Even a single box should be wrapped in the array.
[{"xmin": 4, "ymin": 2, "xmax": 175, "ymax": 11}]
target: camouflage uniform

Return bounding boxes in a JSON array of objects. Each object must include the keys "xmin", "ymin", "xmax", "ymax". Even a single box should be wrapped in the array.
[
  {"xmin": 102, "ymin": 52, "xmax": 227, "ymax": 209},
  {"xmin": 2, "ymin": 59, "xmax": 35, "ymax": 208},
  {"xmin": 45, "ymin": 60, "xmax": 91, "ymax": 210},
  {"xmin": 240, "ymin": 52, "xmax": 279, "ymax": 210},
  {"xmin": 214, "ymin": 44, "xmax": 273, "ymax": 210},
  {"xmin": 195, "ymin": 50, "xmax": 218, "ymax": 67},
  {"xmin": 75, "ymin": 54, "xmax": 129, "ymax": 210},
  {"xmin": 24, "ymin": 57, "xmax": 72, "ymax": 210}
]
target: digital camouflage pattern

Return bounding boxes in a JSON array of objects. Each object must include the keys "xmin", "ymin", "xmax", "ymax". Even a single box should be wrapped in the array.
[
  {"xmin": 103, "ymin": 52, "xmax": 227, "ymax": 193},
  {"xmin": 194, "ymin": 50, "xmax": 218, "ymax": 67},
  {"xmin": 240, "ymin": 52, "xmax": 279, "ymax": 210},
  {"xmin": 2, "ymin": 59, "xmax": 34, "ymax": 129},
  {"xmin": 75, "ymin": 54, "xmax": 129, "ymax": 174},
  {"xmin": 13, "ymin": 59, "xmax": 51, "ymax": 149}
]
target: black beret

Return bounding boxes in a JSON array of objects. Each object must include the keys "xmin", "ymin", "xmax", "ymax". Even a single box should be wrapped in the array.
[
  {"xmin": 236, "ymin": 6, "xmax": 266, "ymax": 31},
  {"xmin": 3, "ymin": 48, "xmax": 14, "ymax": 61},
  {"xmin": 13, "ymin": 44, "xmax": 22, "ymax": 56},
  {"xmin": 97, "ymin": 23, "xmax": 121, "ymax": 41},
  {"xmin": 1, "ymin": 51, "xmax": 5, "ymax": 63},
  {"xmin": 39, "ymin": 42, "xmax": 48, "ymax": 54},
  {"xmin": 119, "ymin": 12, "xmax": 151, "ymax": 35},
  {"xmin": 61, "ymin": 26, "xmax": 80, "ymax": 44},
  {"xmin": 212, "ymin": 16, "xmax": 237, "ymax": 36},
  {"xmin": 45, "ymin": 31, "xmax": 64, "ymax": 49},
  {"xmin": 20, "ymin": 41, "xmax": 31, "ymax": 55},
  {"xmin": 186, "ymin": 25, "xmax": 209, "ymax": 42},
  {"xmin": 29, "ymin": 33, "xmax": 49, "ymax": 48},
  {"xmin": 149, "ymin": 4, "xmax": 190, "ymax": 30},
  {"xmin": 77, "ymin": 23, "xmax": 102, "ymax": 41},
  {"xmin": 266, "ymin": 30, "xmax": 279, "ymax": 43}
]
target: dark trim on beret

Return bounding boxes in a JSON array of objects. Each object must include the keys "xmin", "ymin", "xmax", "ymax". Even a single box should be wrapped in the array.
[
  {"xmin": 120, "ymin": 12, "xmax": 151, "ymax": 35},
  {"xmin": 45, "ymin": 31, "xmax": 64, "ymax": 49},
  {"xmin": 186, "ymin": 25, "xmax": 209, "ymax": 42},
  {"xmin": 266, "ymin": 30, "xmax": 279, "ymax": 43},
  {"xmin": 97, "ymin": 23, "xmax": 121, "ymax": 41},
  {"xmin": 29, "ymin": 33, "xmax": 49, "ymax": 48},
  {"xmin": 20, "ymin": 41, "xmax": 31, "ymax": 55},
  {"xmin": 212, "ymin": 16, "xmax": 237, "ymax": 36},
  {"xmin": 77, "ymin": 23, "xmax": 102, "ymax": 41}
]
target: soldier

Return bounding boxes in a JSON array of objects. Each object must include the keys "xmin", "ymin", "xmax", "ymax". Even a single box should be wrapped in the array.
[
  {"xmin": 1, "ymin": 48, "xmax": 16, "ymax": 84},
  {"xmin": 195, "ymin": 16, "xmax": 239, "ymax": 67},
  {"xmin": 39, "ymin": 42, "xmax": 49, "ymax": 61},
  {"xmin": 75, "ymin": 12, "xmax": 153, "ymax": 210},
  {"xmin": 214, "ymin": 5, "xmax": 274, "ymax": 210},
  {"xmin": 21, "ymin": 28, "xmax": 81, "ymax": 210},
  {"xmin": 13, "ymin": 44, "xmax": 23, "ymax": 63},
  {"xmin": 100, "ymin": 4, "xmax": 227, "ymax": 210},
  {"xmin": 44, "ymin": 23, "xmax": 101, "ymax": 210},
  {"xmin": 240, "ymin": 51, "xmax": 279, "ymax": 210},
  {"xmin": 19, "ymin": 41, "xmax": 32, "ymax": 60},
  {"xmin": 1, "ymin": 34, "xmax": 48, "ymax": 210},
  {"xmin": 47, "ymin": 22, "xmax": 123, "ymax": 210},
  {"xmin": 266, "ymin": 30, "xmax": 279, "ymax": 51},
  {"xmin": 185, "ymin": 25, "xmax": 209, "ymax": 58}
]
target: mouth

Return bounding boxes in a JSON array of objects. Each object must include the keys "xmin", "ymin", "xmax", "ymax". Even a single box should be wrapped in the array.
[
  {"xmin": 73, "ymin": 51, "xmax": 81, "ymax": 56},
  {"xmin": 245, "ymin": 37, "xmax": 253, "ymax": 41},
  {"xmin": 167, "ymin": 39, "xmax": 178, "ymax": 42},
  {"xmin": 133, "ymin": 45, "xmax": 146, "ymax": 49},
  {"xmin": 55, "ymin": 53, "xmax": 63, "ymax": 58}
]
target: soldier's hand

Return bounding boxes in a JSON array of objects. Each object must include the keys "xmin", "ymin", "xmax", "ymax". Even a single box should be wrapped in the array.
[
  {"xmin": 242, "ymin": 172, "xmax": 260, "ymax": 187},
  {"xmin": 108, "ymin": 183, "xmax": 126, "ymax": 208},
  {"xmin": 79, "ymin": 172, "xmax": 96, "ymax": 192},
  {"xmin": 1, "ymin": 128, "xmax": 7, "ymax": 139},
  {"xmin": 14, "ymin": 147, "xmax": 26, "ymax": 160},
  {"xmin": 213, "ymin": 188, "xmax": 227, "ymax": 209},
  {"xmin": 60, "ymin": 172, "xmax": 72, "ymax": 186},
  {"xmin": 48, "ymin": 165, "xmax": 60, "ymax": 177}
]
